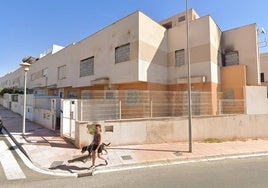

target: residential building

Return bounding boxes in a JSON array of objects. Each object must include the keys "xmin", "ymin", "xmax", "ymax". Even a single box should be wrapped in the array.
[{"xmin": 0, "ymin": 9, "xmax": 264, "ymax": 116}]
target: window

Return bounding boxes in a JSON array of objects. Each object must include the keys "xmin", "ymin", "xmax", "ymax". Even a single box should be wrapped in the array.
[
  {"xmin": 175, "ymin": 49, "xmax": 185, "ymax": 66},
  {"xmin": 81, "ymin": 91, "xmax": 92, "ymax": 99},
  {"xmin": 67, "ymin": 91, "xmax": 77, "ymax": 99},
  {"xmin": 261, "ymin": 73, "xmax": 265, "ymax": 83},
  {"xmin": 43, "ymin": 68, "xmax": 48, "ymax": 77},
  {"xmin": 125, "ymin": 89, "xmax": 139, "ymax": 104},
  {"xmin": 31, "ymin": 74, "xmax": 36, "ymax": 81},
  {"xmin": 58, "ymin": 65, "xmax": 66, "ymax": 80},
  {"xmin": 80, "ymin": 57, "xmax": 94, "ymax": 77},
  {"xmin": 115, "ymin": 43, "xmax": 130, "ymax": 63},
  {"xmin": 178, "ymin": 15, "xmax": 186, "ymax": 22},
  {"xmin": 105, "ymin": 90, "xmax": 117, "ymax": 99},
  {"xmin": 224, "ymin": 51, "xmax": 239, "ymax": 66}
]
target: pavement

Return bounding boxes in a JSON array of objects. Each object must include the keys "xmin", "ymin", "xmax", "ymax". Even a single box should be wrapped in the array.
[{"xmin": 1, "ymin": 105, "xmax": 268, "ymax": 177}]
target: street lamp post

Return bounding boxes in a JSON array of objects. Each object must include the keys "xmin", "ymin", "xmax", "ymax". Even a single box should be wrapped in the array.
[
  {"xmin": 20, "ymin": 62, "xmax": 31, "ymax": 136},
  {"xmin": 186, "ymin": 0, "xmax": 192, "ymax": 152}
]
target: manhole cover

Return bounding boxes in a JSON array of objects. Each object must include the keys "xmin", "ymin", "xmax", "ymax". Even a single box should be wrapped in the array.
[
  {"xmin": 50, "ymin": 161, "xmax": 64, "ymax": 168},
  {"xmin": 173, "ymin": 152, "xmax": 183, "ymax": 157},
  {"xmin": 121, "ymin": 155, "xmax": 133, "ymax": 160}
]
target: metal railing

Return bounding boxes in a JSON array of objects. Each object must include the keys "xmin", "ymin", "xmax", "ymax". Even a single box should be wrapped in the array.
[{"xmin": 75, "ymin": 90, "xmax": 245, "ymax": 122}]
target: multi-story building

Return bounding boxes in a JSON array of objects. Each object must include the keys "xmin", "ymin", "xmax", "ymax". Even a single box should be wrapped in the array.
[{"xmin": 0, "ymin": 9, "xmax": 263, "ymax": 116}]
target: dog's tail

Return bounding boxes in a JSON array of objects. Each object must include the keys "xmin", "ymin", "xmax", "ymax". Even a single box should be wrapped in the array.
[{"xmin": 104, "ymin": 142, "xmax": 111, "ymax": 146}]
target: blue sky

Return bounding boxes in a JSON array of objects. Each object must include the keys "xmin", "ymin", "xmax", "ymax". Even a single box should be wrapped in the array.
[{"xmin": 0, "ymin": 0, "xmax": 268, "ymax": 77}]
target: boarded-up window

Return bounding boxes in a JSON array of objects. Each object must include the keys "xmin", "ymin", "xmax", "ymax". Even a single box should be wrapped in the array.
[
  {"xmin": 125, "ymin": 89, "xmax": 139, "ymax": 104},
  {"xmin": 178, "ymin": 15, "xmax": 186, "ymax": 22},
  {"xmin": 115, "ymin": 43, "xmax": 130, "ymax": 63},
  {"xmin": 58, "ymin": 65, "xmax": 66, "ymax": 80},
  {"xmin": 175, "ymin": 49, "xmax": 185, "ymax": 66},
  {"xmin": 80, "ymin": 57, "xmax": 94, "ymax": 77},
  {"xmin": 225, "ymin": 51, "xmax": 239, "ymax": 66}
]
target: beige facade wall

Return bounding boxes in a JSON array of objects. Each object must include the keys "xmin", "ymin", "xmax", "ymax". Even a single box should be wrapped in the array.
[
  {"xmin": 167, "ymin": 15, "xmax": 221, "ymax": 89},
  {"xmin": 0, "ymin": 68, "xmax": 24, "ymax": 90},
  {"xmin": 160, "ymin": 9, "xmax": 200, "ymax": 28},
  {"xmin": 28, "ymin": 11, "xmax": 141, "ymax": 94},
  {"xmin": 138, "ymin": 12, "xmax": 168, "ymax": 84},
  {"xmin": 222, "ymin": 24, "xmax": 260, "ymax": 86}
]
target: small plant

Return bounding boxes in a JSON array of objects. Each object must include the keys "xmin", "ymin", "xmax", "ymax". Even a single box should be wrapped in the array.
[
  {"xmin": 87, "ymin": 123, "xmax": 97, "ymax": 135},
  {"xmin": 203, "ymin": 138, "xmax": 224, "ymax": 143}
]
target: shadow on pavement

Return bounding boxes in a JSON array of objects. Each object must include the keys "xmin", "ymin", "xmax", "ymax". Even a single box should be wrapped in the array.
[
  {"xmin": 49, "ymin": 164, "xmax": 89, "ymax": 173},
  {"xmin": 67, "ymin": 155, "xmax": 89, "ymax": 163}
]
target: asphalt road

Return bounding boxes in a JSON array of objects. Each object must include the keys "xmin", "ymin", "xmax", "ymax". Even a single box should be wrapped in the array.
[{"xmin": 2, "ymin": 129, "xmax": 268, "ymax": 188}]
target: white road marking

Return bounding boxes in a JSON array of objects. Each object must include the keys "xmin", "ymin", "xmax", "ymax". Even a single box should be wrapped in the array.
[{"xmin": 0, "ymin": 141, "xmax": 26, "ymax": 180}]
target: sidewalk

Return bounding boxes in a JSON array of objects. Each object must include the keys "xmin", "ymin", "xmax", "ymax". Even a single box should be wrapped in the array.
[{"xmin": 1, "ymin": 105, "xmax": 268, "ymax": 177}]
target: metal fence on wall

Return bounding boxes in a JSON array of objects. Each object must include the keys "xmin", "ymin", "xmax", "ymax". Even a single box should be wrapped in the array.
[{"xmin": 75, "ymin": 90, "xmax": 245, "ymax": 122}]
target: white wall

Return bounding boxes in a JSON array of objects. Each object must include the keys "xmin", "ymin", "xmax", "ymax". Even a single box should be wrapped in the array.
[
  {"xmin": 11, "ymin": 102, "xmax": 20, "ymax": 114},
  {"xmin": 75, "ymin": 114, "xmax": 268, "ymax": 147},
  {"xmin": 244, "ymin": 86, "xmax": 268, "ymax": 114},
  {"xmin": 33, "ymin": 109, "xmax": 55, "ymax": 130}
]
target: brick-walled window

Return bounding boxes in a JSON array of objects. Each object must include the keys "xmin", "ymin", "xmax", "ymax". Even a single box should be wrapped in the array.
[
  {"xmin": 175, "ymin": 49, "xmax": 185, "ymax": 66},
  {"xmin": 58, "ymin": 65, "xmax": 66, "ymax": 80},
  {"xmin": 115, "ymin": 43, "xmax": 130, "ymax": 63},
  {"xmin": 80, "ymin": 57, "xmax": 94, "ymax": 77}
]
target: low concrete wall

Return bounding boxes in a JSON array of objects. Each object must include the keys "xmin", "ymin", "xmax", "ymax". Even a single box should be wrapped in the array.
[
  {"xmin": 75, "ymin": 122, "xmax": 93, "ymax": 148},
  {"xmin": 75, "ymin": 114, "xmax": 268, "ymax": 148},
  {"xmin": 11, "ymin": 102, "xmax": 20, "ymax": 114},
  {"xmin": 33, "ymin": 109, "xmax": 55, "ymax": 130}
]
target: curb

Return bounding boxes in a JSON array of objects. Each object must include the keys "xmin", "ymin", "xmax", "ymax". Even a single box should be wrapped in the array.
[
  {"xmin": 2, "ymin": 128, "xmax": 78, "ymax": 177},
  {"xmin": 88, "ymin": 151, "xmax": 268, "ymax": 176}
]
